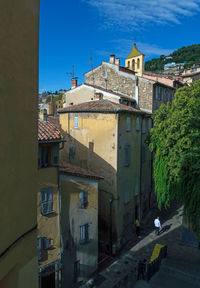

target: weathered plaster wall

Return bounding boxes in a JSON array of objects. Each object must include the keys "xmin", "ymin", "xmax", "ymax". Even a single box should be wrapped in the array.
[
  {"xmin": 60, "ymin": 174, "xmax": 98, "ymax": 285},
  {"xmin": 0, "ymin": 0, "xmax": 39, "ymax": 286}
]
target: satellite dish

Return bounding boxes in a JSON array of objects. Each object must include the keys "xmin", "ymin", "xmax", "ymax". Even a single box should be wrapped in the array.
[{"xmin": 102, "ymin": 69, "xmax": 107, "ymax": 79}]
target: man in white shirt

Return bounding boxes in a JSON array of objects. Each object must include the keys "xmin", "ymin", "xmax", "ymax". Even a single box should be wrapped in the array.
[{"xmin": 154, "ymin": 217, "xmax": 161, "ymax": 235}]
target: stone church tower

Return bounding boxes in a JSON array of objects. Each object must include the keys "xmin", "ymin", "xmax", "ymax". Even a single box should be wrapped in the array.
[{"xmin": 125, "ymin": 43, "xmax": 145, "ymax": 76}]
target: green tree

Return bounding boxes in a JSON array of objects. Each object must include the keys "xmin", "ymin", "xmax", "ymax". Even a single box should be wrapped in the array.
[{"xmin": 149, "ymin": 80, "xmax": 200, "ymax": 237}]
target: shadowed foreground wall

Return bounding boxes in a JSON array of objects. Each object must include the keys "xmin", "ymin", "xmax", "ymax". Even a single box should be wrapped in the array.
[{"xmin": 0, "ymin": 0, "xmax": 40, "ymax": 287}]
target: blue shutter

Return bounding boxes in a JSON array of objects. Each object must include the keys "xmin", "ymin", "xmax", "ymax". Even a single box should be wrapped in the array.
[
  {"xmin": 142, "ymin": 119, "xmax": 146, "ymax": 134},
  {"xmin": 37, "ymin": 237, "xmax": 42, "ymax": 261},
  {"xmin": 53, "ymin": 145, "xmax": 59, "ymax": 166},
  {"xmin": 44, "ymin": 237, "xmax": 51, "ymax": 249},
  {"xmin": 126, "ymin": 117, "xmax": 131, "ymax": 131},
  {"xmin": 136, "ymin": 117, "xmax": 140, "ymax": 131}
]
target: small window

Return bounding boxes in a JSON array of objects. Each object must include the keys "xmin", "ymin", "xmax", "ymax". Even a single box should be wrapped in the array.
[
  {"xmin": 134, "ymin": 176, "xmax": 139, "ymax": 196},
  {"xmin": 79, "ymin": 190, "xmax": 88, "ymax": 208},
  {"xmin": 79, "ymin": 223, "xmax": 90, "ymax": 244},
  {"xmin": 142, "ymin": 119, "xmax": 146, "ymax": 134},
  {"xmin": 148, "ymin": 118, "xmax": 152, "ymax": 132},
  {"xmin": 126, "ymin": 117, "xmax": 131, "ymax": 131},
  {"xmin": 41, "ymin": 187, "xmax": 53, "ymax": 215},
  {"xmin": 136, "ymin": 117, "xmax": 140, "ymax": 131},
  {"xmin": 40, "ymin": 146, "xmax": 50, "ymax": 168},
  {"xmin": 132, "ymin": 60, "xmax": 135, "ymax": 70},
  {"xmin": 127, "ymin": 61, "xmax": 130, "ymax": 68},
  {"xmin": 124, "ymin": 145, "xmax": 130, "ymax": 167},
  {"xmin": 124, "ymin": 181, "xmax": 130, "ymax": 204},
  {"xmin": 74, "ymin": 116, "xmax": 79, "ymax": 128}
]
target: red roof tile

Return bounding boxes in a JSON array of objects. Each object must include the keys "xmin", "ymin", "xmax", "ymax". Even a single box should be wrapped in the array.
[
  {"xmin": 38, "ymin": 120, "xmax": 63, "ymax": 142},
  {"xmin": 58, "ymin": 99, "xmax": 145, "ymax": 114},
  {"xmin": 60, "ymin": 161, "xmax": 103, "ymax": 180}
]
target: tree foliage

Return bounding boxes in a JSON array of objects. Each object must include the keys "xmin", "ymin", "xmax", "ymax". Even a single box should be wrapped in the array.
[
  {"xmin": 149, "ymin": 80, "xmax": 200, "ymax": 235},
  {"xmin": 145, "ymin": 44, "xmax": 200, "ymax": 72}
]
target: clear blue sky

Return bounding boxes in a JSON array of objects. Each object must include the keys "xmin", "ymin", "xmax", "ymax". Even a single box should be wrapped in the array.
[{"xmin": 39, "ymin": 0, "xmax": 200, "ymax": 92}]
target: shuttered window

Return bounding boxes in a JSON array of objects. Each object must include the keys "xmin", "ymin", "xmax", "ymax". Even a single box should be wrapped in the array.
[
  {"xmin": 136, "ymin": 117, "xmax": 140, "ymax": 131},
  {"xmin": 124, "ymin": 145, "xmax": 130, "ymax": 166},
  {"xmin": 41, "ymin": 187, "xmax": 53, "ymax": 215},
  {"xmin": 79, "ymin": 190, "xmax": 88, "ymax": 208},
  {"xmin": 142, "ymin": 119, "xmax": 146, "ymax": 134},
  {"xmin": 126, "ymin": 117, "xmax": 131, "ymax": 131},
  {"xmin": 37, "ymin": 236, "xmax": 42, "ymax": 261},
  {"xmin": 79, "ymin": 223, "xmax": 90, "ymax": 244},
  {"xmin": 44, "ymin": 237, "xmax": 51, "ymax": 249}
]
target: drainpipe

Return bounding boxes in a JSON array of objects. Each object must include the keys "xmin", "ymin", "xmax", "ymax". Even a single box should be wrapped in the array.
[
  {"xmin": 139, "ymin": 118, "xmax": 143, "ymax": 221},
  {"xmin": 109, "ymin": 197, "xmax": 113, "ymax": 255},
  {"xmin": 58, "ymin": 142, "xmax": 65, "ymax": 288}
]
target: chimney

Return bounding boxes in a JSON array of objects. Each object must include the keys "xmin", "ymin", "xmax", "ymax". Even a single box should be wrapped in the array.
[
  {"xmin": 71, "ymin": 77, "xmax": 78, "ymax": 89},
  {"xmin": 110, "ymin": 54, "xmax": 115, "ymax": 64},
  {"xmin": 39, "ymin": 109, "xmax": 47, "ymax": 121},
  {"xmin": 94, "ymin": 92, "xmax": 103, "ymax": 100},
  {"xmin": 115, "ymin": 58, "xmax": 120, "ymax": 66}
]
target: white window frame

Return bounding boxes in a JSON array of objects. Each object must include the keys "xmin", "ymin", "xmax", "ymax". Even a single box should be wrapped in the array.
[
  {"xmin": 79, "ymin": 190, "xmax": 88, "ymax": 208},
  {"xmin": 74, "ymin": 116, "xmax": 79, "ymax": 129},
  {"xmin": 41, "ymin": 187, "xmax": 53, "ymax": 215},
  {"xmin": 79, "ymin": 223, "xmax": 90, "ymax": 244}
]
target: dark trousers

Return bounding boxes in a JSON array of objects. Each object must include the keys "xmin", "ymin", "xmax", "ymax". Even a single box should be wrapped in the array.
[
  {"xmin": 155, "ymin": 227, "xmax": 159, "ymax": 235},
  {"xmin": 136, "ymin": 226, "xmax": 140, "ymax": 236}
]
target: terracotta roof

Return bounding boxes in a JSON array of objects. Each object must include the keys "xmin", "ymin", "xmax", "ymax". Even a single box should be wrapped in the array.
[
  {"xmin": 84, "ymin": 83, "xmax": 136, "ymax": 102},
  {"xmin": 47, "ymin": 115, "xmax": 60, "ymax": 128},
  {"xmin": 181, "ymin": 71, "xmax": 200, "ymax": 78},
  {"xmin": 38, "ymin": 120, "xmax": 63, "ymax": 142},
  {"xmin": 58, "ymin": 99, "xmax": 145, "ymax": 114},
  {"xmin": 60, "ymin": 161, "xmax": 103, "ymax": 180}
]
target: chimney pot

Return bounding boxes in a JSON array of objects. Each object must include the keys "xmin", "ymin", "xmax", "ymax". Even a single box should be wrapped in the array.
[
  {"xmin": 71, "ymin": 77, "xmax": 78, "ymax": 89},
  {"xmin": 115, "ymin": 58, "xmax": 120, "ymax": 66},
  {"xmin": 110, "ymin": 54, "xmax": 115, "ymax": 64}
]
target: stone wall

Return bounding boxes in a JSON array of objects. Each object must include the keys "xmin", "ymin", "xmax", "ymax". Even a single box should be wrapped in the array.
[
  {"xmin": 138, "ymin": 79, "xmax": 153, "ymax": 112},
  {"xmin": 85, "ymin": 63, "xmax": 137, "ymax": 99}
]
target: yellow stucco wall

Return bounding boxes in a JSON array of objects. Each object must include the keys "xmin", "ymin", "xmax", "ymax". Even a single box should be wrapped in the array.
[
  {"xmin": 60, "ymin": 174, "xmax": 98, "ymax": 285},
  {"xmin": 65, "ymin": 86, "xmax": 121, "ymax": 107},
  {"xmin": 125, "ymin": 54, "xmax": 144, "ymax": 76},
  {"xmin": 0, "ymin": 0, "xmax": 39, "ymax": 286},
  {"xmin": 38, "ymin": 166, "xmax": 60, "ymax": 266}
]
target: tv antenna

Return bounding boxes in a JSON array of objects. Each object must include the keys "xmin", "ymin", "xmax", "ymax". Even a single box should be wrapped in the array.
[{"xmin": 66, "ymin": 65, "xmax": 75, "ymax": 79}]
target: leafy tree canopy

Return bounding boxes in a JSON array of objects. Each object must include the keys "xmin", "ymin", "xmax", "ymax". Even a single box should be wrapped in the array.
[
  {"xmin": 46, "ymin": 93, "xmax": 63, "ymax": 103},
  {"xmin": 149, "ymin": 80, "xmax": 200, "ymax": 235}
]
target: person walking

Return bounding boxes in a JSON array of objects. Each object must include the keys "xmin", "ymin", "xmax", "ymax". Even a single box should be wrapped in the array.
[
  {"xmin": 154, "ymin": 216, "xmax": 161, "ymax": 235},
  {"xmin": 135, "ymin": 218, "xmax": 141, "ymax": 238}
]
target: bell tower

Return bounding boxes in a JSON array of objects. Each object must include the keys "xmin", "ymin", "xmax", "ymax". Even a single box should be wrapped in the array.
[{"xmin": 125, "ymin": 43, "xmax": 145, "ymax": 76}]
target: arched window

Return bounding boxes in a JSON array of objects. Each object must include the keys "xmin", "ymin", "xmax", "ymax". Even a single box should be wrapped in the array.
[
  {"xmin": 132, "ymin": 60, "xmax": 135, "ymax": 70},
  {"xmin": 127, "ymin": 61, "xmax": 130, "ymax": 68},
  {"xmin": 137, "ymin": 58, "xmax": 140, "ymax": 69}
]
